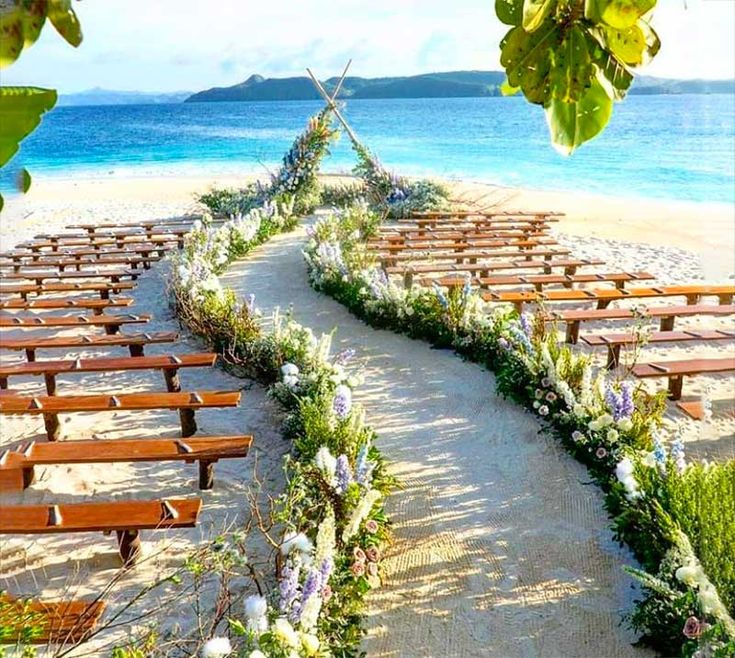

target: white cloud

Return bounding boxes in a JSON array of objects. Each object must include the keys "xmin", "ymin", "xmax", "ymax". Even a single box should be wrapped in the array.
[{"xmin": 2, "ymin": 0, "xmax": 733, "ymax": 92}]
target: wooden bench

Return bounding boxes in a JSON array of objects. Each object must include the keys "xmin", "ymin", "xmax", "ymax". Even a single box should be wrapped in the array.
[
  {"xmin": 66, "ymin": 217, "xmax": 196, "ymax": 230},
  {"xmin": 582, "ymin": 329, "xmax": 735, "ymax": 368},
  {"xmin": 632, "ymin": 357, "xmax": 735, "ymax": 400},
  {"xmin": 374, "ymin": 237, "xmax": 556, "ymax": 253},
  {"xmin": 0, "ymin": 331, "xmax": 179, "ymax": 362},
  {"xmin": 0, "ymin": 313, "xmax": 150, "ymax": 336},
  {"xmin": 0, "ymin": 243, "xmax": 173, "ymax": 261},
  {"xmin": 674, "ymin": 399, "xmax": 735, "ymax": 421},
  {"xmin": 0, "ymin": 269, "xmax": 139, "ymax": 286},
  {"xmin": 0, "ymin": 297, "xmax": 134, "ymax": 315},
  {"xmin": 377, "ymin": 221, "xmax": 551, "ymax": 236},
  {"xmin": 0, "ymin": 594, "xmax": 105, "ymax": 644},
  {"xmin": 427, "ymin": 271, "xmax": 654, "ymax": 292},
  {"xmin": 19, "ymin": 234, "xmax": 183, "ymax": 252},
  {"xmin": 410, "ymin": 210, "xmax": 562, "ymax": 220},
  {"xmin": 0, "ymin": 281, "xmax": 136, "ymax": 301},
  {"xmin": 0, "ymin": 498, "xmax": 202, "ymax": 565},
  {"xmin": 370, "ymin": 228, "xmax": 550, "ymax": 243},
  {"xmin": 386, "ymin": 258, "xmax": 604, "ymax": 286},
  {"xmin": 379, "ymin": 247, "xmax": 572, "ymax": 267},
  {"xmin": 0, "ymin": 352, "xmax": 216, "ymax": 395},
  {"xmin": 0, "ymin": 435, "xmax": 252, "ymax": 492},
  {"xmin": 545, "ymin": 304, "xmax": 735, "ymax": 344},
  {"xmin": 0, "ymin": 389, "xmax": 241, "ymax": 440},
  {"xmin": 0, "ymin": 254, "xmax": 160, "ymax": 272},
  {"xmin": 483, "ymin": 285, "xmax": 735, "ymax": 313}
]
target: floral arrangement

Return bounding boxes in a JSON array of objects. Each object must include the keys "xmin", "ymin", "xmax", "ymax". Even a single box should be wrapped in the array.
[
  {"xmin": 198, "ymin": 110, "xmax": 338, "ymax": 218},
  {"xmin": 351, "ymin": 142, "xmax": 450, "ymax": 218},
  {"xmin": 303, "ymin": 202, "xmax": 735, "ymax": 657},
  {"xmin": 164, "ymin": 201, "xmax": 392, "ymax": 657}
]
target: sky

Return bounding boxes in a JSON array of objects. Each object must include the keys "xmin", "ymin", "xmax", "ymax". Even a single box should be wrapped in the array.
[{"xmin": 3, "ymin": 0, "xmax": 735, "ymax": 93}]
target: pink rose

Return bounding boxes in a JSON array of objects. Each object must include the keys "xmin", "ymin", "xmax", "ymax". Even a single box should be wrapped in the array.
[
  {"xmin": 353, "ymin": 547, "xmax": 367, "ymax": 562},
  {"xmin": 365, "ymin": 546, "xmax": 380, "ymax": 562},
  {"xmin": 321, "ymin": 584, "xmax": 332, "ymax": 602},
  {"xmin": 683, "ymin": 616, "xmax": 703, "ymax": 639},
  {"xmin": 365, "ymin": 519, "xmax": 379, "ymax": 534},
  {"xmin": 351, "ymin": 561, "xmax": 365, "ymax": 577},
  {"xmin": 367, "ymin": 562, "xmax": 379, "ymax": 577},
  {"xmin": 596, "ymin": 447, "xmax": 608, "ymax": 459}
]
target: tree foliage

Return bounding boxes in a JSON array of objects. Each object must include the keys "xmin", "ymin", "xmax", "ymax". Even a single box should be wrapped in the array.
[
  {"xmin": 496, "ymin": 0, "xmax": 660, "ymax": 153},
  {"xmin": 0, "ymin": 0, "xmax": 83, "ymax": 211}
]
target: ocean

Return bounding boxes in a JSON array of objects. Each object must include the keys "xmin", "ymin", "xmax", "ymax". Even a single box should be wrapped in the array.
[{"xmin": 6, "ymin": 94, "xmax": 735, "ymax": 203}]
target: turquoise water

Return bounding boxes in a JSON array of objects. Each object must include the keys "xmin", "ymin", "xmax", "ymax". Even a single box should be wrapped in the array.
[{"xmin": 5, "ymin": 95, "xmax": 735, "ymax": 203}]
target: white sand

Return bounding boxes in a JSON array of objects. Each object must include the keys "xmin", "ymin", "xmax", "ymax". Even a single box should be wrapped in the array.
[{"xmin": 1, "ymin": 174, "xmax": 733, "ymax": 656}]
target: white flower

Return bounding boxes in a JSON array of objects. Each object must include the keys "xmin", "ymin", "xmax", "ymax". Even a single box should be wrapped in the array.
[
  {"xmin": 617, "ymin": 418, "xmax": 634, "ymax": 432},
  {"xmin": 315, "ymin": 447, "xmax": 337, "ymax": 484},
  {"xmin": 248, "ymin": 651, "xmax": 267, "ymax": 658},
  {"xmin": 607, "ymin": 428, "xmax": 619, "ymax": 443},
  {"xmin": 243, "ymin": 594, "xmax": 268, "ymax": 631},
  {"xmin": 273, "ymin": 617, "xmax": 300, "ymax": 648},
  {"xmin": 597, "ymin": 414, "xmax": 614, "ymax": 428},
  {"xmin": 698, "ymin": 586, "xmax": 721, "ymax": 614},
  {"xmin": 281, "ymin": 531, "xmax": 314, "ymax": 557},
  {"xmin": 615, "ymin": 457, "xmax": 635, "ymax": 480},
  {"xmin": 201, "ymin": 637, "xmax": 232, "ymax": 658},
  {"xmin": 300, "ymin": 632, "xmax": 321, "ymax": 655},
  {"xmin": 299, "ymin": 593, "xmax": 322, "ymax": 631},
  {"xmin": 675, "ymin": 565, "xmax": 700, "ymax": 587},
  {"xmin": 283, "ymin": 374, "xmax": 299, "ymax": 388},
  {"xmin": 281, "ymin": 363, "xmax": 299, "ymax": 377},
  {"xmin": 343, "ymin": 489, "xmax": 382, "ymax": 542}
]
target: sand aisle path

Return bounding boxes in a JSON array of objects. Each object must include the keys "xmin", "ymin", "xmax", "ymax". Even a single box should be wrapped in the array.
[{"xmin": 222, "ymin": 219, "xmax": 652, "ymax": 658}]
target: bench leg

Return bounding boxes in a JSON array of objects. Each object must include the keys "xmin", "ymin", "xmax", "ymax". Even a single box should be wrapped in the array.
[
  {"xmin": 128, "ymin": 344, "xmax": 145, "ymax": 357},
  {"xmin": 44, "ymin": 373, "xmax": 57, "ymax": 396},
  {"xmin": 659, "ymin": 316, "xmax": 675, "ymax": 332},
  {"xmin": 93, "ymin": 308, "xmax": 104, "ymax": 316},
  {"xmin": 105, "ymin": 324, "xmax": 120, "ymax": 336},
  {"xmin": 596, "ymin": 299, "xmax": 611, "ymax": 310},
  {"xmin": 606, "ymin": 345, "xmax": 621, "ymax": 370},
  {"xmin": 23, "ymin": 466, "xmax": 35, "ymax": 489},
  {"xmin": 100, "ymin": 289, "xmax": 110, "ymax": 300},
  {"xmin": 43, "ymin": 413, "xmax": 61, "ymax": 441},
  {"xmin": 565, "ymin": 321, "xmax": 581, "ymax": 344},
  {"xmin": 668, "ymin": 375, "xmax": 684, "ymax": 401},
  {"xmin": 162, "ymin": 368, "xmax": 181, "ymax": 393},
  {"xmin": 180, "ymin": 410, "xmax": 197, "ymax": 438},
  {"xmin": 198, "ymin": 460, "xmax": 215, "ymax": 490},
  {"xmin": 0, "ymin": 376, "xmax": 7, "ymax": 390},
  {"xmin": 116, "ymin": 529, "xmax": 142, "ymax": 566},
  {"xmin": 25, "ymin": 348, "xmax": 36, "ymax": 362}
]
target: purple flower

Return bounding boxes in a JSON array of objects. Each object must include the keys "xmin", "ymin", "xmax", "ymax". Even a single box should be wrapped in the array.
[
  {"xmin": 355, "ymin": 444, "xmax": 374, "ymax": 486},
  {"xmin": 319, "ymin": 558, "xmax": 333, "ymax": 583},
  {"xmin": 333, "ymin": 385, "xmax": 353, "ymax": 419},
  {"xmin": 245, "ymin": 293, "xmax": 256, "ymax": 314},
  {"xmin": 279, "ymin": 563, "xmax": 301, "ymax": 616},
  {"xmin": 335, "ymin": 454, "xmax": 353, "ymax": 494},
  {"xmin": 620, "ymin": 382, "xmax": 634, "ymax": 418},
  {"xmin": 519, "ymin": 313, "xmax": 532, "ymax": 337},
  {"xmin": 497, "ymin": 337, "xmax": 510, "ymax": 351}
]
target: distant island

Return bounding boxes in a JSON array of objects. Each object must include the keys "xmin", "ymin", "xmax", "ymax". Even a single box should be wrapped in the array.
[
  {"xmin": 59, "ymin": 71, "xmax": 734, "ymax": 107},
  {"xmin": 185, "ymin": 70, "xmax": 735, "ymax": 103}
]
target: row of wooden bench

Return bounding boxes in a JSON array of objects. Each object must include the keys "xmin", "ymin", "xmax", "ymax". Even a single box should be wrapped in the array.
[
  {"xmin": 393, "ymin": 211, "xmax": 735, "ymax": 420},
  {"xmin": 0, "ymin": 216, "xmax": 248, "ymax": 644}
]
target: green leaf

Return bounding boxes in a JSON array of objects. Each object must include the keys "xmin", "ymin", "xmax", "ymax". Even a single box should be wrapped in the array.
[
  {"xmin": 500, "ymin": 22, "xmax": 560, "ymax": 105},
  {"xmin": 0, "ymin": 1, "xmax": 50, "ymax": 68},
  {"xmin": 0, "ymin": 193, "xmax": 3, "ymax": 214},
  {"xmin": 500, "ymin": 79, "xmax": 521, "ymax": 96},
  {"xmin": 0, "ymin": 86, "xmax": 57, "ymax": 167},
  {"xmin": 522, "ymin": 0, "xmax": 555, "ymax": 33},
  {"xmin": 586, "ymin": 0, "xmax": 657, "ymax": 29},
  {"xmin": 549, "ymin": 25, "xmax": 593, "ymax": 102},
  {"xmin": 47, "ymin": 0, "xmax": 82, "ymax": 47},
  {"xmin": 17, "ymin": 167, "xmax": 32, "ymax": 193},
  {"xmin": 591, "ymin": 43, "xmax": 634, "ymax": 100},
  {"xmin": 495, "ymin": 0, "xmax": 523, "ymax": 26},
  {"xmin": 545, "ymin": 76, "xmax": 613, "ymax": 154}
]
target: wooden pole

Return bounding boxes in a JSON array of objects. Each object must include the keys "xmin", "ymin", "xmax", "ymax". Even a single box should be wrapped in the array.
[{"xmin": 306, "ymin": 67, "xmax": 362, "ymax": 146}]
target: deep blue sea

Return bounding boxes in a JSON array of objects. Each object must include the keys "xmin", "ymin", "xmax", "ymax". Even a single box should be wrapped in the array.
[{"xmin": 7, "ymin": 95, "xmax": 735, "ymax": 203}]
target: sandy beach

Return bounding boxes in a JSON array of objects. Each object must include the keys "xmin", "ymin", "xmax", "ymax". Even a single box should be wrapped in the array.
[{"xmin": 1, "ymin": 174, "xmax": 733, "ymax": 654}]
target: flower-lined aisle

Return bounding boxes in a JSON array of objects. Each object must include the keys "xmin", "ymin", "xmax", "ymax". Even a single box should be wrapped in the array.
[
  {"xmin": 167, "ymin": 113, "xmax": 393, "ymax": 658},
  {"xmin": 302, "ymin": 203, "xmax": 735, "ymax": 658}
]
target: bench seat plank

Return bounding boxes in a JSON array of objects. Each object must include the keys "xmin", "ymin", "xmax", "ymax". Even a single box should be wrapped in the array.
[
  {"xmin": 632, "ymin": 357, "xmax": 735, "ymax": 400},
  {"xmin": 0, "ymin": 594, "xmax": 105, "ymax": 644},
  {"xmin": 0, "ymin": 297, "xmax": 134, "ymax": 312},
  {"xmin": 0, "ymin": 281, "xmax": 136, "ymax": 299},
  {"xmin": 0, "ymin": 313, "xmax": 150, "ymax": 336},
  {"xmin": 381, "ymin": 248, "xmax": 572, "ymax": 264},
  {"xmin": 0, "ymin": 269, "xmax": 139, "ymax": 284},
  {"xmin": 1, "ymin": 435, "xmax": 252, "ymax": 491},
  {"xmin": 427, "ymin": 271, "xmax": 654, "ymax": 290},
  {"xmin": 0, "ymin": 331, "xmax": 178, "ymax": 360}
]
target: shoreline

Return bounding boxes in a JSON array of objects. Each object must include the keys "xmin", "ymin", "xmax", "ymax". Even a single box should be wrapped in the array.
[{"xmin": 3, "ymin": 173, "xmax": 733, "ymax": 279}]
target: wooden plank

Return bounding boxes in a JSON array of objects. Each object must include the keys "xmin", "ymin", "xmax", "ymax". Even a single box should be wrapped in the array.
[
  {"xmin": 632, "ymin": 357, "xmax": 735, "ymax": 379},
  {"xmin": 0, "ymin": 297, "xmax": 134, "ymax": 312},
  {"xmin": 0, "ymin": 594, "xmax": 105, "ymax": 644},
  {"xmin": 0, "ymin": 313, "xmax": 150, "ymax": 330},
  {"xmin": 0, "ymin": 281, "xmax": 136, "ymax": 298}
]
